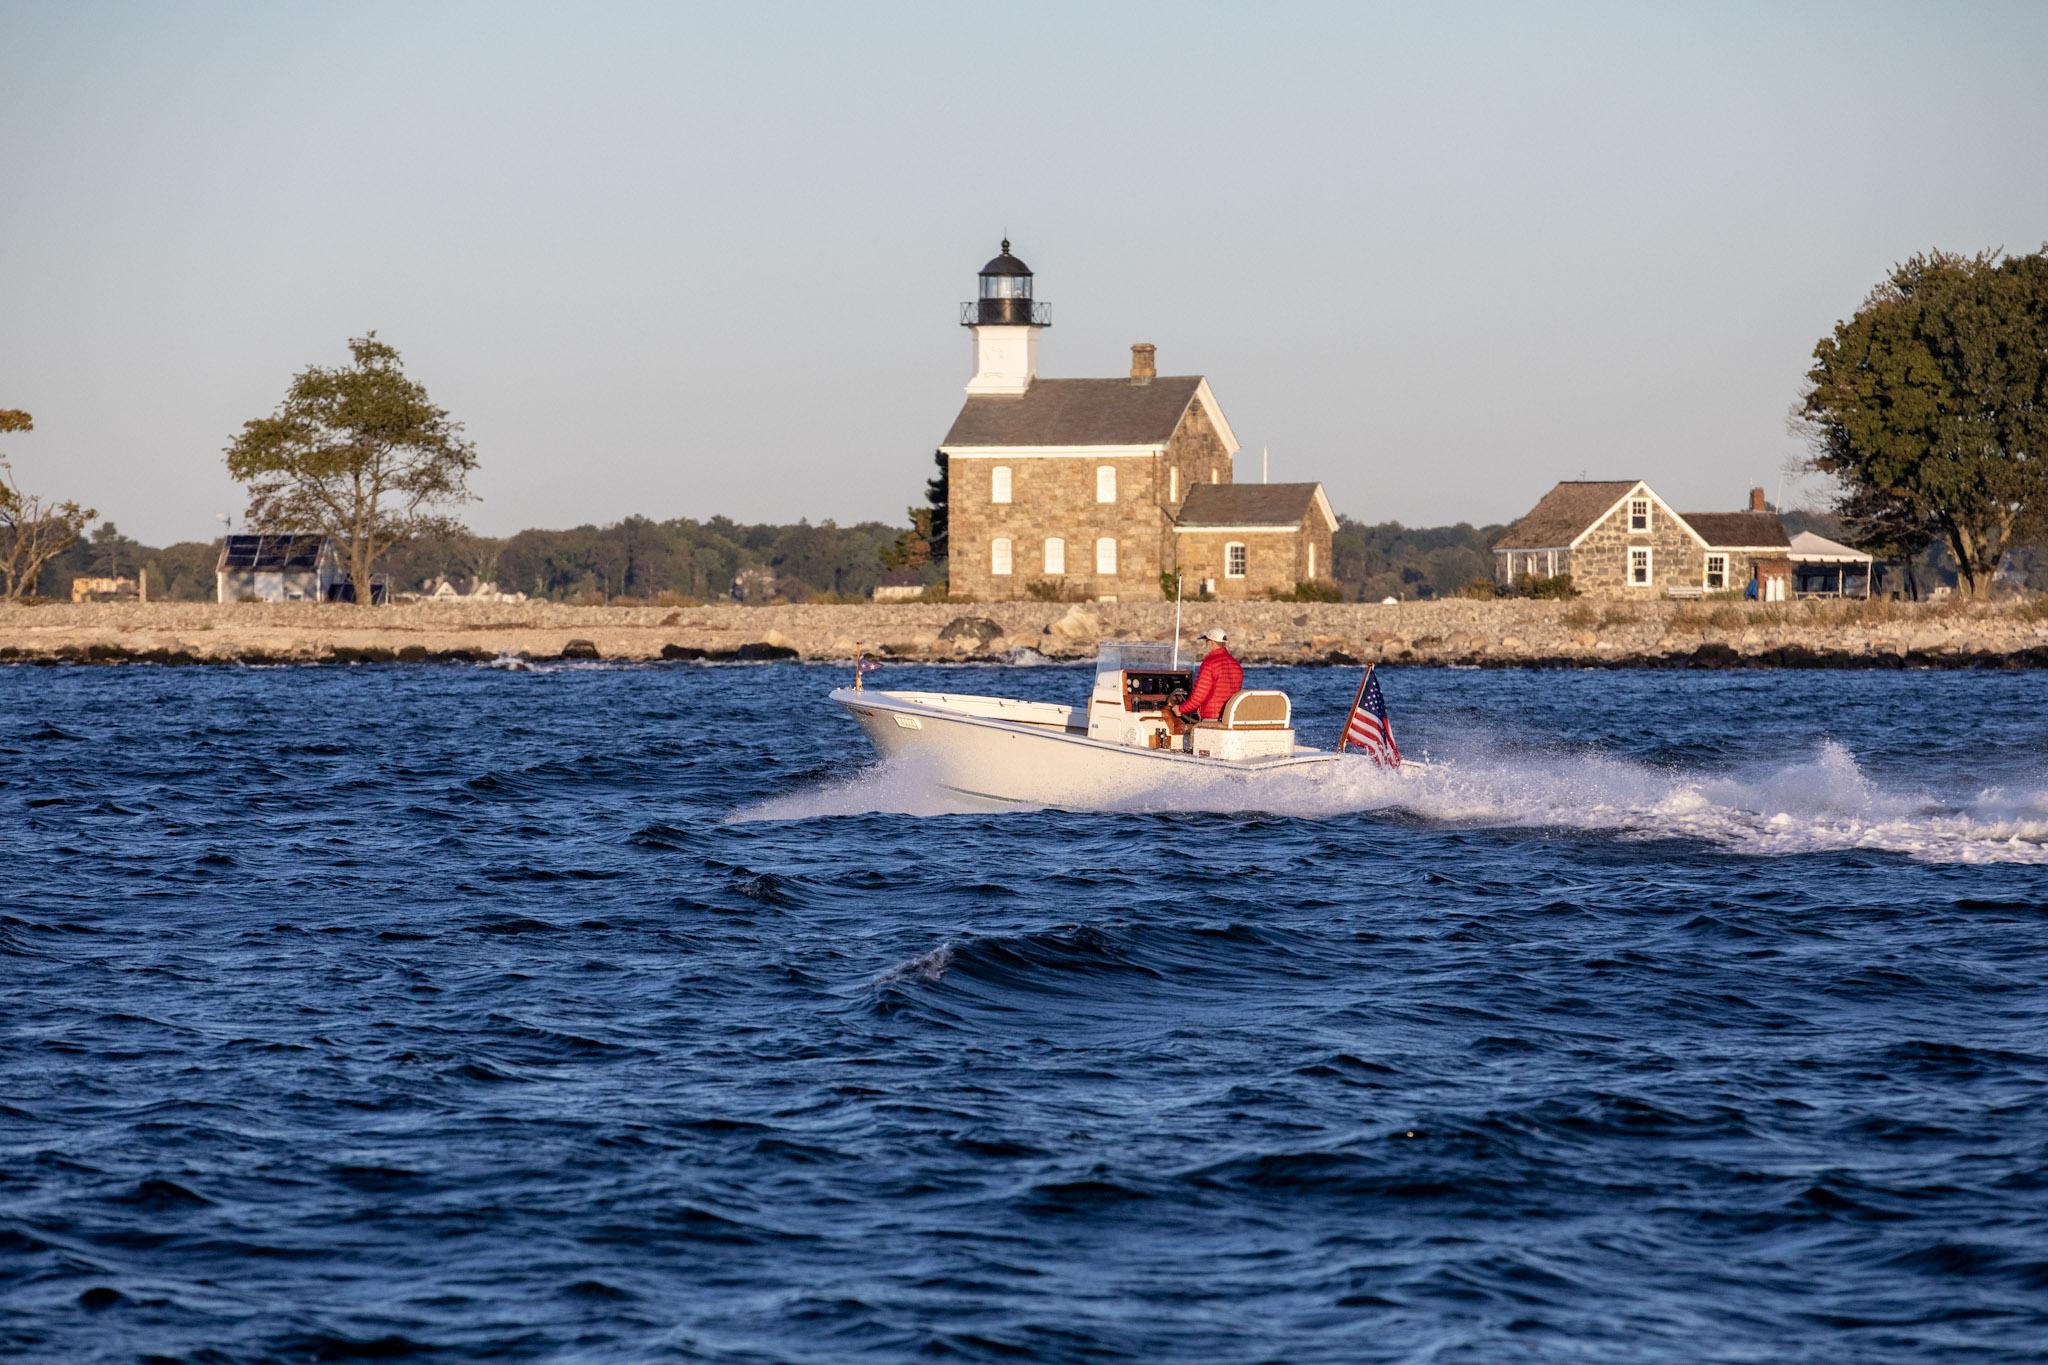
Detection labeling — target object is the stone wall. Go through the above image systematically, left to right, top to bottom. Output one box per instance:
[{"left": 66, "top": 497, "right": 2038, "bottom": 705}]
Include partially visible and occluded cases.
[
  {"left": 1162, "top": 399, "right": 1232, "bottom": 525},
  {"left": 947, "top": 453, "right": 1168, "bottom": 601},
  {"left": 1571, "top": 495, "right": 1704, "bottom": 597},
  {"left": 1173, "top": 530, "right": 1292, "bottom": 600},
  {"left": 5, "top": 598, "right": 2044, "bottom": 668}
]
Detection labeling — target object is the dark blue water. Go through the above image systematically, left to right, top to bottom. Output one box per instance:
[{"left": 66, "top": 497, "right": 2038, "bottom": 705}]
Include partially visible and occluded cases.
[{"left": 4, "top": 662, "right": 2047, "bottom": 1363}]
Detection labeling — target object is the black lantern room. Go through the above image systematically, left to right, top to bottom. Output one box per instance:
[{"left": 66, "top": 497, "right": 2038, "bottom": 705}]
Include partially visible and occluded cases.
[{"left": 964, "top": 240, "right": 1049, "bottom": 327}]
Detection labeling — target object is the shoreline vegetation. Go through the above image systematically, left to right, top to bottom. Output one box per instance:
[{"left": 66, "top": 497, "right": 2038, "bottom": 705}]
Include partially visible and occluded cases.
[{"left": 5, "top": 598, "right": 2046, "bottom": 669}]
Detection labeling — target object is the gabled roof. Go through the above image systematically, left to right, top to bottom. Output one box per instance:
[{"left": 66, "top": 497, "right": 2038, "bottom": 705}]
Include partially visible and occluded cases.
[
  {"left": 942, "top": 376, "right": 1209, "bottom": 449},
  {"left": 1493, "top": 481, "right": 1637, "bottom": 550},
  {"left": 1175, "top": 482, "right": 1336, "bottom": 532},
  {"left": 1683, "top": 512, "right": 1789, "bottom": 549},
  {"left": 217, "top": 534, "right": 328, "bottom": 571}
]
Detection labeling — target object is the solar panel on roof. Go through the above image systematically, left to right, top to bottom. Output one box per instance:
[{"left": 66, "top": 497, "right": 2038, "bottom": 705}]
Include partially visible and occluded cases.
[{"left": 220, "top": 535, "right": 326, "bottom": 570}]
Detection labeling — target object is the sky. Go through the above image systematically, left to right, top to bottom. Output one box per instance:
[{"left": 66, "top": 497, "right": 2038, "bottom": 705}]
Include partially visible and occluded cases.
[{"left": 3, "top": 0, "right": 2045, "bottom": 546}]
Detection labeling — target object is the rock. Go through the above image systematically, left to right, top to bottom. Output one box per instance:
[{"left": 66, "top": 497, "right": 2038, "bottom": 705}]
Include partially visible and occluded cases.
[
  {"left": 1044, "top": 605, "right": 1102, "bottom": 640},
  {"left": 938, "top": 616, "right": 1003, "bottom": 648},
  {"left": 1501, "top": 635, "right": 1526, "bottom": 651},
  {"left": 559, "top": 639, "right": 600, "bottom": 660},
  {"left": 734, "top": 641, "right": 798, "bottom": 661},
  {"left": 1687, "top": 642, "right": 1741, "bottom": 668},
  {"left": 660, "top": 643, "right": 706, "bottom": 660}
]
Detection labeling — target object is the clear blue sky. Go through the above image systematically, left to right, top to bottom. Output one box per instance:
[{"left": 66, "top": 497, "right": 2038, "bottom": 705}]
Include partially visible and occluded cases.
[{"left": 4, "top": 1, "right": 2044, "bottom": 544}]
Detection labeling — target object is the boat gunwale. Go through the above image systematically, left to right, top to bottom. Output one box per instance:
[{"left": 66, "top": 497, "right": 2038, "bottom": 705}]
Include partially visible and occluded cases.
[{"left": 829, "top": 686, "right": 1339, "bottom": 773}]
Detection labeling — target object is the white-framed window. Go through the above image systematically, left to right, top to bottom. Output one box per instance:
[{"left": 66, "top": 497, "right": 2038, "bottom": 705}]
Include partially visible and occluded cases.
[
  {"left": 991, "top": 466, "right": 1011, "bottom": 504},
  {"left": 1096, "top": 466, "right": 1116, "bottom": 503},
  {"left": 1210, "top": 466, "right": 1219, "bottom": 484},
  {"left": 1168, "top": 467, "right": 1179, "bottom": 503},
  {"left": 1628, "top": 497, "right": 1651, "bottom": 532},
  {"left": 990, "top": 537, "right": 1012, "bottom": 576},
  {"left": 1043, "top": 537, "right": 1065, "bottom": 575},
  {"left": 1096, "top": 537, "right": 1117, "bottom": 575},
  {"left": 1225, "top": 542, "right": 1247, "bottom": 578},
  {"left": 1307, "top": 544, "right": 1316, "bottom": 579},
  {"left": 1629, "top": 546, "right": 1653, "bottom": 586},
  {"left": 1704, "top": 553, "right": 1728, "bottom": 590}
]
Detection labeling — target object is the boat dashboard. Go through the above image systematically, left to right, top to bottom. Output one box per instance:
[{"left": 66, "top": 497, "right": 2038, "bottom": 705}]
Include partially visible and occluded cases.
[{"left": 1119, "top": 669, "right": 1193, "bottom": 713}]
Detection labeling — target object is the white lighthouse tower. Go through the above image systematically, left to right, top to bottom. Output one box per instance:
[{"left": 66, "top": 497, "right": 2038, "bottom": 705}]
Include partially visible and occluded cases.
[{"left": 962, "top": 239, "right": 1048, "bottom": 396}]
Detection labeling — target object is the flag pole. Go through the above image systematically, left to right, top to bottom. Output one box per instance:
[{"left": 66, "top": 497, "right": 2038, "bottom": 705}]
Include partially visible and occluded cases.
[
  {"left": 1170, "top": 571, "right": 1184, "bottom": 673},
  {"left": 854, "top": 643, "right": 864, "bottom": 692},
  {"left": 1336, "top": 663, "right": 1373, "bottom": 753}
]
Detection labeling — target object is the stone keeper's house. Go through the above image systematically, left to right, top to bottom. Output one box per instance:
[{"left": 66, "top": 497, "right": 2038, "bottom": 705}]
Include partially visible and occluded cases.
[
  {"left": 940, "top": 242, "right": 1335, "bottom": 602},
  {"left": 1494, "top": 480, "right": 1791, "bottom": 598}
]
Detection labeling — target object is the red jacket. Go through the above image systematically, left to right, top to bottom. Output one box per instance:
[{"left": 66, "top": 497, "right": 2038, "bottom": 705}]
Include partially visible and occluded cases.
[{"left": 1181, "top": 645, "right": 1244, "bottom": 720}]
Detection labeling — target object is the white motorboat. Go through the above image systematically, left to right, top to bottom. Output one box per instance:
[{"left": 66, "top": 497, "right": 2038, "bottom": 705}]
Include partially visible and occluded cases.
[{"left": 830, "top": 643, "right": 1410, "bottom": 808}]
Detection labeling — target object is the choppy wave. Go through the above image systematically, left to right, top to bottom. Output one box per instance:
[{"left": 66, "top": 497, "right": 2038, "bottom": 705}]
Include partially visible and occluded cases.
[{"left": 6, "top": 663, "right": 2048, "bottom": 1363}]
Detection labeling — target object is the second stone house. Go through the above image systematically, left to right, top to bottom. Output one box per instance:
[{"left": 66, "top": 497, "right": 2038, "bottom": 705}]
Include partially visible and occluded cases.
[
  {"left": 939, "top": 241, "right": 1334, "bottom": 602},
  {"left": 1493, "top": 480, "right": 1790, "bottom": 598}
]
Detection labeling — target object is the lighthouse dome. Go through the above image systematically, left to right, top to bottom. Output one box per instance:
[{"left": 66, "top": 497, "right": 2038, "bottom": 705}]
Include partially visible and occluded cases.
[{"left": 980, "top": 239, "right": 1032, "bottom": 277}]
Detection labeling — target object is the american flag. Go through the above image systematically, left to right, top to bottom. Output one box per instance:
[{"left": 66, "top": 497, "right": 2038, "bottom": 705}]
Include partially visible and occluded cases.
[{"left": 1341, "top": 668, "right": 1401, "bottom": 768}]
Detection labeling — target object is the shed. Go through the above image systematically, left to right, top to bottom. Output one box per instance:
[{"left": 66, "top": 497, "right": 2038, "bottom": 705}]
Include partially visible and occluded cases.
[
  {"left": 215, "top": 535, "right": 342, "bottom": 603},
  {"left": 872, "top": 568, "right": 926, "bottom": 603}
]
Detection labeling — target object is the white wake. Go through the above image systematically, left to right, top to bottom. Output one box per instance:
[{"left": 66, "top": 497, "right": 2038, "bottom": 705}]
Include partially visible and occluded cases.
[{"left": 733, "top": 739, "right": 2048, "bottom": 865}]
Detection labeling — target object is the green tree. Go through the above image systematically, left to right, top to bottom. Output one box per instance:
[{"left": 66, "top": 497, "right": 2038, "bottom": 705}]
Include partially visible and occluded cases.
[
  {"left": 1800, "top": 248, "right": 2048, "bottom": 598},
  {"left": 225, "top": 334, "right": 477, "bottom": 603},
  {"left": 0, "top": 410, "right": 98, "bottom": 602},
  {"left": 923, "top": 449, "right": 949, "bottom": 562},
  {"left": 879, "top": 506, "right": 935, "bottom": 571},
  {"left": 88, "top": 521, "right": 141, "bottom": 578}
]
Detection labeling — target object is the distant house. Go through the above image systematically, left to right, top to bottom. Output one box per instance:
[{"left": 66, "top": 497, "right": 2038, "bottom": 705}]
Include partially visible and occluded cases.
[
  {"left": 1493, "top": 481, "right": 1789, "bottom": 598},
  {"left": 216, "top": 535, "right": 341, "bottom": 603},
  {"left": 730, "top": 565, "right": 780, "bottom": 604},
  {"left": 871, "top": 568, "right": 926, "bottom": 602},
  {"left": 71, "top": 575, "right": 144, "bottom": 603}
]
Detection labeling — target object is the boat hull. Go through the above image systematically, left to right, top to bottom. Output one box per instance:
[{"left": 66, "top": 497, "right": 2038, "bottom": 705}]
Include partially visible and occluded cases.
[{"left": 830, "top": 687, "right": 1372, "bottom": 808}]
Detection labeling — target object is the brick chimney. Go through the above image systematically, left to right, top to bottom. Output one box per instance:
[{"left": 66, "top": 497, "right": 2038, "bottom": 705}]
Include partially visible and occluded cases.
[
  {"left": 1130, "top": 343, "right": 1156, "bottom": 383},
  {"left": 1749, "top": 486, "right": 1768, "bottom": 512}
]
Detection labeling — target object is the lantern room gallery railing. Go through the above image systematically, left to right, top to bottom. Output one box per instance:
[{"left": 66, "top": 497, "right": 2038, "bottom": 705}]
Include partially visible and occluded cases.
[{"left": 960, "top": 299, "right": 1052, "bottom": 327}]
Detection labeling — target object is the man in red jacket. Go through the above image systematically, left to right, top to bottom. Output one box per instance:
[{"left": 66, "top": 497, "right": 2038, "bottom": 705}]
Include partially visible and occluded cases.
[{"left": 1177, "top": 628, "right": 1244, "bottom": 723}]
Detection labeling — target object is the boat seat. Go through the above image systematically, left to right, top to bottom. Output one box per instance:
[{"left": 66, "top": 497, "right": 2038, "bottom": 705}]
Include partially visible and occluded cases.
[{"left": 1190, "top": 690, "right": 1291, "bottom": 732}]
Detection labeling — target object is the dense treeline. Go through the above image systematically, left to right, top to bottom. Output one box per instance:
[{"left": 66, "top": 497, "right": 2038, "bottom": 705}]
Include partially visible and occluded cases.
[
  {"left": 31, "top": 509, "right": 2042, "bottom": 605},
  {"left": 40, "top": 513, "right": 1503, "bottom": 603},
  {"left": 35, "top": 516, "right": 908, "bottom": 604},
  {"left": 1330, "top": 518, "right": 1501, "bottom": 602}
]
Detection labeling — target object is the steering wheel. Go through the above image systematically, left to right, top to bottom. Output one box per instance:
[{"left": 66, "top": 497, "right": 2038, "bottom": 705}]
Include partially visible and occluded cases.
[{"left": 1160, "top": 686, "right": 1192, "bottom": 737}]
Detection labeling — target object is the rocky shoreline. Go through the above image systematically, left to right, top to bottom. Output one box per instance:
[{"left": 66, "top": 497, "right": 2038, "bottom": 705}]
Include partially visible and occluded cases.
[{"left": 4, "top": 598, "right": 2047, "bottom": 668}]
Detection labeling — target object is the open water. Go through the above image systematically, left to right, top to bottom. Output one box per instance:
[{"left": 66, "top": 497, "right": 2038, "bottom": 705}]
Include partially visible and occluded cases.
[{"left": 3, "top": 661, "right": 2047, "bottom": 1363}]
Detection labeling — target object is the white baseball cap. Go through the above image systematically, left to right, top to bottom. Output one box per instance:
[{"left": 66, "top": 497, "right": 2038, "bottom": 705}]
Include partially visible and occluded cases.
[{"left": 1199, "top": 627, "right": 1229, "bottom": 644}]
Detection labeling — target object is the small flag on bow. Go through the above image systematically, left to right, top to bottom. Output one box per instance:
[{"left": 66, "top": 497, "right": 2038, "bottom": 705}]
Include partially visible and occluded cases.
[{"left": 1337, "top": 666, "right": 1400, "bottom": 768}]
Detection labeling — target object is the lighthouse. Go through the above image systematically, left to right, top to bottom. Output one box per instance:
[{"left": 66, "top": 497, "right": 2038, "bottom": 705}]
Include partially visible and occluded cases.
[{"left": 962, "top": 239, "right": 1048, "bottom": 396}]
